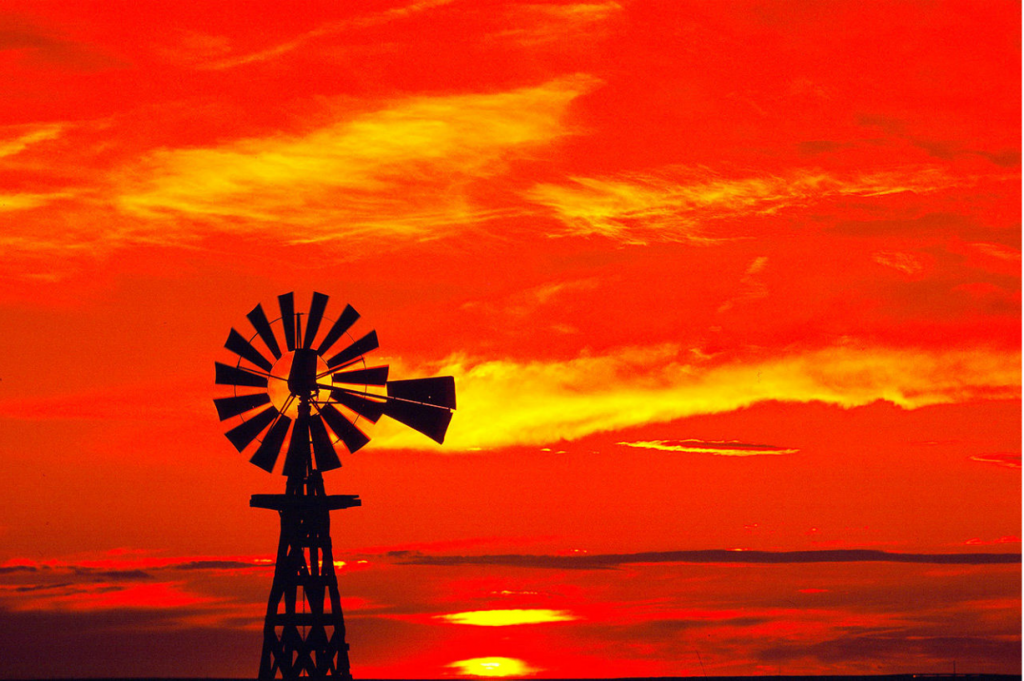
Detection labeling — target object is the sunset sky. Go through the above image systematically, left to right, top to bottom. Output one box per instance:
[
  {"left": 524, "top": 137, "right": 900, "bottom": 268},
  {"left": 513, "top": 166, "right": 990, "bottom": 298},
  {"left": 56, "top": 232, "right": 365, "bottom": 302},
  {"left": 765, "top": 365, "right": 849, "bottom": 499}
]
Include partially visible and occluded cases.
[{"left": 0, "top": 1, "right": 1020, "bottom": 678}]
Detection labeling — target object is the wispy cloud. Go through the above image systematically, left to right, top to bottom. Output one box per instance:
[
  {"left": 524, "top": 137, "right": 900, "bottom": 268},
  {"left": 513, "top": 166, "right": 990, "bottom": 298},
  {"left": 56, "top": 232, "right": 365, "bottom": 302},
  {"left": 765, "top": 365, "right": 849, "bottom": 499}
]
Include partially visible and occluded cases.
[
  {"left": 190, "top": 0, "right": 456, "bottom": 70},
  {"left": 494, "top": 2, "right": 624, "bottom": 47},
  {"left": 116, "top": 74, "right": 597, "bottom": 242},
  {"left": 0, "top": 76, "right": 598, "bottom": 282},
  {"left": 0, "top": 122, "right": 65, "bottom": 158},
  {"left": 0, "top": 123, "right": 76, "bottom": 215},
  {"left": 526, "top": 167, "right": 977, "bottom": 244},
  {"left": 0, "top": 191, "right": 72, "bottom": 211},
  {"left": 969, "top": 241, "right": 1021, "bottom": 262},
  {"left": 872, "top": 250, "right": 925, "bottom": 275},
  {"left": 718, "top": 255, "right": 769, "bottom": 313},
  {"left": 460, "top": 277, "right": 602, "bottom": 327},
  {"left": 372, "top": 344, "right": 1020, "bottom": 450},
  {"left": 618, "top": 439, "right": 798, "bottom": 457},
  {"left": 969, "top": 452, "right": 1021, "bottom": 470},
  {"left": 965, "top": 535, "right": 1020, "bottom": 546},
  {"left": 402, "top": 548, "right": 1021, "bottom": 570},
  {"left": 0, "top": 552, "right": 272, "bottom": 615},
  {"left": 1, "top": 553, "right": 273, "bottom": 573},
  {"left": 7, "top": 581, "right": 214, "bottom": 612}
]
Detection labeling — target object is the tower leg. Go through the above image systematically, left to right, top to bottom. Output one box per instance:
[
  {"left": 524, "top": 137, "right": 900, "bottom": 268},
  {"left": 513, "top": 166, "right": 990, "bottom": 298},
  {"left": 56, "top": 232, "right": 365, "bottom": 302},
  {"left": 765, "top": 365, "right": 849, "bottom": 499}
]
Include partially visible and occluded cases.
[{"left": 258, "top": 471, "right": 352, "bottom": 680}]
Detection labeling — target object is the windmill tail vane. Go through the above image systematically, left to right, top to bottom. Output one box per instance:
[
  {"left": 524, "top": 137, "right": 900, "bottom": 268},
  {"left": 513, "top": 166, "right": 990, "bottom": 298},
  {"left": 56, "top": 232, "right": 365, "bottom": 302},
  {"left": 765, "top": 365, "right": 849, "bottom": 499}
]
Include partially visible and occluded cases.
[{"left": 213, "top": 292, "right": 456, "bottom": 680}]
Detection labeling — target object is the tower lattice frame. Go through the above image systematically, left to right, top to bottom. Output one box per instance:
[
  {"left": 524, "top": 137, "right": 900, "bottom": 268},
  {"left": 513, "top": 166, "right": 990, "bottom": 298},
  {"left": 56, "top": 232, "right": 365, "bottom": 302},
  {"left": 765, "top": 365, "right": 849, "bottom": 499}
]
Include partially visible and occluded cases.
[{"left": 251, "top": 401, "right": 358, "bottom": 679}]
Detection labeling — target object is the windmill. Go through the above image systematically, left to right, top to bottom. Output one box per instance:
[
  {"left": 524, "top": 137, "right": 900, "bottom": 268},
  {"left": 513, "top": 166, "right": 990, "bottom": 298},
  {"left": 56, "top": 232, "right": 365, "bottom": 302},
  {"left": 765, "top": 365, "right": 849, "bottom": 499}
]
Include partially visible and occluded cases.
[{"left": 213, "top": 292, "right": 456, "bottom": 680}]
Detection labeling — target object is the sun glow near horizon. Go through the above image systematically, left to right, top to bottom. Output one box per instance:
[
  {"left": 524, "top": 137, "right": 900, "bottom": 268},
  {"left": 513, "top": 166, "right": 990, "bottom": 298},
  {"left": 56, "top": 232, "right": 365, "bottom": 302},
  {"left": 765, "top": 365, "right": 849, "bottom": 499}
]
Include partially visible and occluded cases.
[
  {"left": 437, "top": 608, "right": 579, "bottom": 626},
  {"left": 449, "top": 656, "right": 538, "bottom": 677}
]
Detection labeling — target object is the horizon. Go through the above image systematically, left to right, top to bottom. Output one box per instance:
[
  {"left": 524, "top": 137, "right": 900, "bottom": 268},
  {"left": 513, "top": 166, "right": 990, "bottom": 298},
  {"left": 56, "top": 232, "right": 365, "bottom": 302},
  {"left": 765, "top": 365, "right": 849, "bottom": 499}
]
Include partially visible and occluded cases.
[{"left": 1, "top": 673, "right": 1021, "bottom": 681}]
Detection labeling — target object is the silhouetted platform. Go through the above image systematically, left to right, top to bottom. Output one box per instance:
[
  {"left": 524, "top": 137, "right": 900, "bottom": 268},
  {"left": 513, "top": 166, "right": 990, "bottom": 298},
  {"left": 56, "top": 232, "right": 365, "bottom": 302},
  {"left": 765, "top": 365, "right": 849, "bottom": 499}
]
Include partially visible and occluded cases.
[{"left": 250, "top": 493, "right": 361, "bottom": 511}]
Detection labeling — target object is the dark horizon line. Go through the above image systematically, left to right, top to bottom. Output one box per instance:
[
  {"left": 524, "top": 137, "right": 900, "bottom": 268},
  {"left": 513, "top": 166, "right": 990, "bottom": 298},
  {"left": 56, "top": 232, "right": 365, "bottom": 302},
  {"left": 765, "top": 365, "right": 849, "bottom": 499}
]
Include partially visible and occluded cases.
[{"left": 396, "top": 548, "right": 1022, "bottom": 570}]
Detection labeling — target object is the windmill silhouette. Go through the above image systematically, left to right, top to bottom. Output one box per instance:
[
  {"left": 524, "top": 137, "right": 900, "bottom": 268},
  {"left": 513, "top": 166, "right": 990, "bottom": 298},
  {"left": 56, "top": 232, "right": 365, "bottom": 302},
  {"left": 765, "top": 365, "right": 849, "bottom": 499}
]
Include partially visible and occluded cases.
[{"left": 214, "top": 292, "right": 456, "bottom": 680}]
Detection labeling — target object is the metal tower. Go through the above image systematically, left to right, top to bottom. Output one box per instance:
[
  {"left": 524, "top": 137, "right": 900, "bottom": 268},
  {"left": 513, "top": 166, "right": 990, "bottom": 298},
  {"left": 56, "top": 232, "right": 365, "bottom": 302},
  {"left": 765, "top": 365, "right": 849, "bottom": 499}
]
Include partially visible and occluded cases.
[{"left": 252, "top": 401, "right": 358, "bottom": 679}]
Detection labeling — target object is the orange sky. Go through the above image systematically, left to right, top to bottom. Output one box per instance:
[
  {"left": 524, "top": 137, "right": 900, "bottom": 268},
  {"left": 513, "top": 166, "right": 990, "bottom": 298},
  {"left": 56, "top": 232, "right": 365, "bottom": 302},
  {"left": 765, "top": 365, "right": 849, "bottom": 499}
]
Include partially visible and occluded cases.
[{"left": 0, "top": 1, "right": 1020, "bottom": 678}]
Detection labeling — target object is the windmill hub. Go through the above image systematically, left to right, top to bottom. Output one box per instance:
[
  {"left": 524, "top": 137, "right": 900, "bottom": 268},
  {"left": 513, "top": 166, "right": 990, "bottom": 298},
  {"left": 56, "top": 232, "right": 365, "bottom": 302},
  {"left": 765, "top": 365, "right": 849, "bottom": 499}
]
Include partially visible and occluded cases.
[
  {"left": 287, "top": 348, "right": 321, "bottom": 397},
  {"left": 265, "top": 350, "right": 332, "bottom": 416}
]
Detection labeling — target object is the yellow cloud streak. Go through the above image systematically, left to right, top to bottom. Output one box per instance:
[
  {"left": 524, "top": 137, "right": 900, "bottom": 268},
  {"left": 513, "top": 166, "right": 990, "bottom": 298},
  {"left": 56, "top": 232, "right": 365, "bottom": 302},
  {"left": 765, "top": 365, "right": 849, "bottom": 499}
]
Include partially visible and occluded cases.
[
  {"left": 117, "top": 75, "right": 597, "bottom": 241},
  {"left": 0, "top": 78, "right": 596, "bottom": 281},
  {"left": 0, "top": 123, "right": 65, "bottom": 158},
  {"left": 526, "top": 167, "right": 978, "bottom": 244},
  {"left": 0, "top": 192, "right": 72, "bottom": 212},
  {"left": 371, "top": 344, "right": 1021, "bottom": 451},
  {"left": 619, "top": 440, "right": 799, "bottom": 456},
  {"left": 437, "top": 608, "right": 578, "bottom": 626}
]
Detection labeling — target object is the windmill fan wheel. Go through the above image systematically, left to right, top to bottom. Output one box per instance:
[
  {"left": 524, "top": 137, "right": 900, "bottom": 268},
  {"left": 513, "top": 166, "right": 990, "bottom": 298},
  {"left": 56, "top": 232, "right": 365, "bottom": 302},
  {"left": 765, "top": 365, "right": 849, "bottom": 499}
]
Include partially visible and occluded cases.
[{"left": 213, "top": 292, "right": 455, "bottom": 475}]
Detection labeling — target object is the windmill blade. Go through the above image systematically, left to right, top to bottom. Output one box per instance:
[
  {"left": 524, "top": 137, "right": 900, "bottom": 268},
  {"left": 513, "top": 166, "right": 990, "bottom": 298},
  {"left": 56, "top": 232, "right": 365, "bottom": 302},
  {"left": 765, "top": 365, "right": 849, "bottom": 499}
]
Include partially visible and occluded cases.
[
  {"left": 279, "top": 292, "right": 296, "bottom": 352},
  {"left": 303, "top": 292, "right": 329, "bottom": 350},
  {"left": 246, "top": 303, "right": 282, "bottom": 359},
  {"left": 316, "top": 304, "right": 360, "bottom": 356},
  {"left": 225, "top": 328, "right": 274, "bottom": 371},
  {"left": 326, "top": 330, "right": 378, "bottom": 368},
  {"left": 215, "top": 362, "right": 269, "bottom": 389},
  {"left": 332, "top": 366, "right": 389, "bottom": 386},
  {"left": 386, "top": 376, "right": 456, "bottom": 409},
  {"left": 329, "top": 388, "right": 386, "bottom": 423},
  {"left": 213, "top": 392, "right": 271, "bottom": 421},
  {"left": 382, "top": 400, "right": 453, "bottom": 444},
  {"left": 319, "top": 403, "right": 370, "bottom": 453},
  {"left": 225, "top": 405, "right": 279, "bottom": 452},
  {"left": 283, "top": 410, "right": 310, "bottom": 477},
  {"left": 308, "top": 413, "right": 342, "bottom": 471},
  {"left": 249, "top": 414, "right": 292, "bottom": 473}
]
